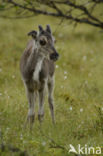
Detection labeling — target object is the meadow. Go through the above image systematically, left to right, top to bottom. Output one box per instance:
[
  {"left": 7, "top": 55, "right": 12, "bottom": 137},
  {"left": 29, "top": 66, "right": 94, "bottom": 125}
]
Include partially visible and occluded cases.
[{"left": 0, "top": 15, "right": 103, "bottom": 156}]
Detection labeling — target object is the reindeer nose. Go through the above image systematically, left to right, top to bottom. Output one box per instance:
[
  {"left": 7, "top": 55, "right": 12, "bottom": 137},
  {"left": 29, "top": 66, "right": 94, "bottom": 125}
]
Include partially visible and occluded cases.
[
  {"left": 50, "top": 52, "right": 59, "bottom": 61},
  {"left": 54, "top": 52, "right": 59, "bottom": 60}
]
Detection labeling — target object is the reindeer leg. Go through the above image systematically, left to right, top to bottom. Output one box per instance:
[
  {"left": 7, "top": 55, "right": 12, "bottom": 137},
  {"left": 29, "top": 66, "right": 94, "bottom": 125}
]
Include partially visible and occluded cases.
[
  {"left": 48, "top": 77, "right": 55, "bottom": 124},
  {"left": 38, "top": 84, "right": 45, "bottom": 123},
  {"left": 25, "top": 88, "right": 36, "bottom": 130}
]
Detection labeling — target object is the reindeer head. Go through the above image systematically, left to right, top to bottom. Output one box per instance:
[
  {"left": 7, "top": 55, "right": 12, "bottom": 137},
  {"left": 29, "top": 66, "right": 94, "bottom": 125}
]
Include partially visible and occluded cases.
[{"left": 28, "top": 25, "right": 59, "bottom": 61}]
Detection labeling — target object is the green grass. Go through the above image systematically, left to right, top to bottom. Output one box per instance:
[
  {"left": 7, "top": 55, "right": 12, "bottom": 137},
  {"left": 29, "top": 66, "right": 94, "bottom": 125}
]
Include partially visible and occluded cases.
[{"left": 0, "top": 15, "right": 103, "bottom": 156}]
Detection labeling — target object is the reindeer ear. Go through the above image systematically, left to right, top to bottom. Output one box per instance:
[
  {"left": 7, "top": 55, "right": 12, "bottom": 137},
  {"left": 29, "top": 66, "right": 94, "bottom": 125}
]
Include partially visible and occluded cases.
[
  {"left": 46, "top": 24, "right": 51, "bottom": 34},
  {"left": 38, "top": 25, "right": 43, "bottom": 33},
  {"left": 27, "top": 30, "right": 37, "bottom": 39}
]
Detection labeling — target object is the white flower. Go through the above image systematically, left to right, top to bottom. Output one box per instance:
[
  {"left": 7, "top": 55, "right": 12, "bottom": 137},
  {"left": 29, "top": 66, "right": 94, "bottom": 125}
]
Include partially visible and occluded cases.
[
  {"left": 58, "top": 33, "right": 63, "bottom": 38},
  {"left": 82, "top": 56, "right": 87, "bottom": 61},
  {"left": 56, "top": 65, "right": 59, "bottom": 69},
  {"left": 0, "top": 68, "right": 2, "bottom": 72},
  {"left": 64, "top": 71, "right": 67, "bottom": 75},
  {"left": 88, "top": 73, "right": 92, "bottom": 77},
  {"left": 12, "top": 75, "right": 15, "bottom": 79},
  {"left": 64, "top": 76, "right": 67, "bottom": 80},
  {"left": 84, "top": 80, "right": 88, "bottom": 85},
  {"left": 60, "top": 85, "right": 64, "bottom": 89},
  {"left": 4, "top": 90, "right": 7, "bottom": 94},
  {"left": 0, "top": 93, "right": 2, "bottom": 96},
  {"left": 69, "top": 106, "right": 72, "bottom": 111},
  {"left": 101, "top": 107, "right": 103, "bottom": 111},
  {"left": 80, "top": 108, "right": 83, "bottom": 112},
  {"left": 78, "top": 125, "right": 81, "bottom": 128},
  {"left": 6, "top": 127, "right": 10, "bottom": 131},
  {"left": 20, "top": 134, "right": 23, "bottom": 140},
  {"left": 23, "top": 140, "right": 27, "bottom": 144},
  {"left": 42, "top": 141, "right": 46, "bottom": 146}
]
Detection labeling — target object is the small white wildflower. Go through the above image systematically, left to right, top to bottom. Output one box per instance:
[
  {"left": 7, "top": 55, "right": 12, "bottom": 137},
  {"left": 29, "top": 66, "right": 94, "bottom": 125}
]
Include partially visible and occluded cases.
[
  {"left": 58, "top": 33, "right": 63, "bottom": 38},
  {"left": 82, "top": 55, "right": 87, "bottom": 61},
  {"left": 56, "top": 65, "right": 59, "bottom": 69},
  {"left": 0, "top": 68, "right": 2, "bottom": 72},
  {"left": 64, "top": 71, "right": 67, "bottom": 75},
  {"left": 88, "top": 73, "right": 92, "bottom": 77},
  {"left": 12, "top": 75, "right": 15, "bottom": 79},
  {"left": 64, "top": 76, "right": 67, "bottom": 80},
  {"left": 84, "top": 80, "right": 88, "bottom": 85},
  {"left": 60, "top": 85, "right": 64, "bottom": 89},
  {"left": 4, "top": 91, "right": 7, "bottom": 94},
  {"left": 0, "top": 93, "right": 2, "bottom": 96},
  {"left": 8, "top": 96, "right": 10, "bottom": 99},
  {"left": 69, "top": 106, "right": 72, "bottom": 111},
  {"left": 101, "top": 107, "right": 103, "bottom": 111},
  {"left": 80, "top": 108, "right": 83, "bottom": 112},
  {"left": 78, "top": 125, "right": 81, "bottom": 128},
  {"left": 6, "top": 127, "right": 10, "bottom": 131},
  {"left": 20, "top": 134, "right": 23, "bottom": 140},
  {"left": 23, "top": 140, "right": 27, "bottom": 144},
  {"left": 42, "top": 141, "right": 46, "bottom": 146}
]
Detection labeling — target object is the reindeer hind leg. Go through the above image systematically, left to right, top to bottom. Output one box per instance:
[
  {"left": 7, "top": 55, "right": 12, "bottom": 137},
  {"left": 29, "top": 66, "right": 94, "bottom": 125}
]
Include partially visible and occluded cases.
[{"left": 48, "top": 76, "right": 55, "bottom": 124}]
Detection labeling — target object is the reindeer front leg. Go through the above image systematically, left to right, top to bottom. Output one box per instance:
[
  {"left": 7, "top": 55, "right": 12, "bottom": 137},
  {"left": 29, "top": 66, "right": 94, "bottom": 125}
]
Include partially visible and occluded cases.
[
  {"left": 38, "top": 83, "right": 46, "bottom": 123},
  {"left": 25, "top": 87, "right": 36, "bottom": 130}
]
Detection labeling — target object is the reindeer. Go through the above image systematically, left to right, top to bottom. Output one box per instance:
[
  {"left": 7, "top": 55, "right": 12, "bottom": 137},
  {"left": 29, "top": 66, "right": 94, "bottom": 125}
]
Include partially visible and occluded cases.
[{"left": 20, "top": 25, "right": 59, "bottom": 129}]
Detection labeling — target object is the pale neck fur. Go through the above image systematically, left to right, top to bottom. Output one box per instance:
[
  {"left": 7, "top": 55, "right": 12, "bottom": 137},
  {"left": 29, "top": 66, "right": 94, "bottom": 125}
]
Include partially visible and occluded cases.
[{"left": 32, "top": 41, "right": 45, "bottom": 82}]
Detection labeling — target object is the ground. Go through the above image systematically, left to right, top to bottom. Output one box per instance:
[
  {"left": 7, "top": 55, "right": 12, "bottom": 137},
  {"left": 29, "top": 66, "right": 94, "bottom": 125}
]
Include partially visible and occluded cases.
[{"left": 0, "top": 15, "right": 103, "bottom": 156}]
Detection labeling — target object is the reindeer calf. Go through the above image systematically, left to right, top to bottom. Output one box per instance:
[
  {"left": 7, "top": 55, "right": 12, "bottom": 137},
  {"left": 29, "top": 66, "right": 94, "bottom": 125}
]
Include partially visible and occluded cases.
[{"left": 20, "top": 25, "right": 59, "bottom": 129}]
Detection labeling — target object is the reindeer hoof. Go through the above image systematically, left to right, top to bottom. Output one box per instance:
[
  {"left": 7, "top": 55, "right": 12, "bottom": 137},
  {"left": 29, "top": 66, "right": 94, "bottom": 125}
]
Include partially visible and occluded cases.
[
  {"left": 24, "top": 114, "right": 35, "bottom": 130},
  {"left": 38, "top": 114, "right": 44, "bottom": 123}
]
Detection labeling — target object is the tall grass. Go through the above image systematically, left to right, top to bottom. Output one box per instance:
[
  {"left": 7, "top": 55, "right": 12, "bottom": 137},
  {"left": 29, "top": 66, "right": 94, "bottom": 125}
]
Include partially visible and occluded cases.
[{"left": 0, "top": 15, "right": 103, "bottom": 155}]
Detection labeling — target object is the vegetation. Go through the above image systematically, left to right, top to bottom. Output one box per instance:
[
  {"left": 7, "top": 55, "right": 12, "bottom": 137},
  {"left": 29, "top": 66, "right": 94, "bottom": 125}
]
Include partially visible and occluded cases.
[
  {"left": 1, "top": 0, "right": 103, "bottom": 29},
  {"left": 0, "top": 13, "right": 103, "bottom": 155}
]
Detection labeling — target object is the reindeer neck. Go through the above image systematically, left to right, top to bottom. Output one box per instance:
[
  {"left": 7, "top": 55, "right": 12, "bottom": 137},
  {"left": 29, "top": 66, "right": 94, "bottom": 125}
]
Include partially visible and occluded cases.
[{"left": 32, "top": 47, "right": 45, "bottom": 82}]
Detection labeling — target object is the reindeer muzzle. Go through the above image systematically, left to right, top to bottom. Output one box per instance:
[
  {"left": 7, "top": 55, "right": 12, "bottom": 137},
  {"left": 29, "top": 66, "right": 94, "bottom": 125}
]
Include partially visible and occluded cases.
[
  {"left": 50, "top": 46, "right": 59, "bottom": 61},
  {"left": 50, "top": 52, "right": 59, "bottom": 61}
]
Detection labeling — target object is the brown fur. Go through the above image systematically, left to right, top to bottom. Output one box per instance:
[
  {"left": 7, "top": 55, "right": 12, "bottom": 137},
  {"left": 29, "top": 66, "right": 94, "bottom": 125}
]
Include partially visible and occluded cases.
[{"left": 20, "top": 25, "right": 58, "bottom": 129}]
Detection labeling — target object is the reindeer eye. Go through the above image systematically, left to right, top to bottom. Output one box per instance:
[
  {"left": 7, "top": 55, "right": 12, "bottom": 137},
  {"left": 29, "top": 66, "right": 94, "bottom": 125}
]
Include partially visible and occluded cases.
[{"left": 40, "top": 39, "right": 46, "bottom": 46}]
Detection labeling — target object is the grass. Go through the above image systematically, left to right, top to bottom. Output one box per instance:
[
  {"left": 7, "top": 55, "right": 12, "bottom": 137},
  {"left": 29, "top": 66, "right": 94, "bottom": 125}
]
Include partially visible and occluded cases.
[{"left": 0, "top": 15, "right": 103, "bottom": 156}]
